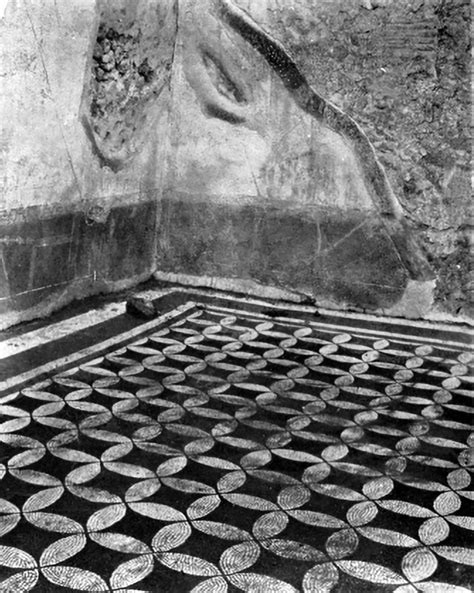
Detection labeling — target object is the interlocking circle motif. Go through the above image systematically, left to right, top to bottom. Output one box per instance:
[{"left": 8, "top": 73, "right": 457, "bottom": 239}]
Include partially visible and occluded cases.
[{"left": 0, "top": 303, "right": 472, "bottom": 591}]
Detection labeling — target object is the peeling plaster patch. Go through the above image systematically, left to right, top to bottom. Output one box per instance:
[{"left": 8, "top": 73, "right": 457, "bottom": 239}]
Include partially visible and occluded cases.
[{"left": 383, "top": 279, "right": 436, "bottom": 319}]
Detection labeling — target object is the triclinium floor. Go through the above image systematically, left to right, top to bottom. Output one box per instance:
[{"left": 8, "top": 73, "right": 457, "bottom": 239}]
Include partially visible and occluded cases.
[{"left": 0, "top": 289, "right": 472, "bottom": 592}]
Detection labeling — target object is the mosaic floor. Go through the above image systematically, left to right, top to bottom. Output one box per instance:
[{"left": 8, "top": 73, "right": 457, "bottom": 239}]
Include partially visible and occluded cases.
[{"left": 0, "top": 291, "right": 472, "bottom": 592}]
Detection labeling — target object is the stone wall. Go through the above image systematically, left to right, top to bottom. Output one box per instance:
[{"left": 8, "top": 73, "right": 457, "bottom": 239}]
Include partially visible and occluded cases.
[{"left": 0, "top": 0, "right": 470, "bottom": 328}]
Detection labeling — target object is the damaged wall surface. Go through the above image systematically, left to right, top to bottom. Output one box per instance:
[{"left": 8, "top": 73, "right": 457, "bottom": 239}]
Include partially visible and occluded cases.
[
  {"left": 0, "top": 0, "right": 471, "bottom": 328},
  {"left": 0, "top": 0, "right": 177, "bottom": 327},
  {"left": 252, "top": 0, "right": 472, "bottom": 317}
]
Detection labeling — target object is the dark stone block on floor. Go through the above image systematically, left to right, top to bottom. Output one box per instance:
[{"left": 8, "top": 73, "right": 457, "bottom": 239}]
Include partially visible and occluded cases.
[{"left": 126, "top": 295, "right": 156, "bottom": 318}]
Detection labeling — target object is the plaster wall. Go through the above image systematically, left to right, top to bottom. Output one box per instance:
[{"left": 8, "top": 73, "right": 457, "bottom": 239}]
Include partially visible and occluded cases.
[
  {"left": 0, "top": 0, "right": 470, "bottom": 328},
  {"left": 0, "top": 0, "right": 176, "bottom": 327}
]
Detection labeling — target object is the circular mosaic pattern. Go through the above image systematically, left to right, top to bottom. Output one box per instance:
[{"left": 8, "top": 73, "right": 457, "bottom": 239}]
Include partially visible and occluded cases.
[{"left": 0, "top": 304, "right": 472, "bottom": 591}]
